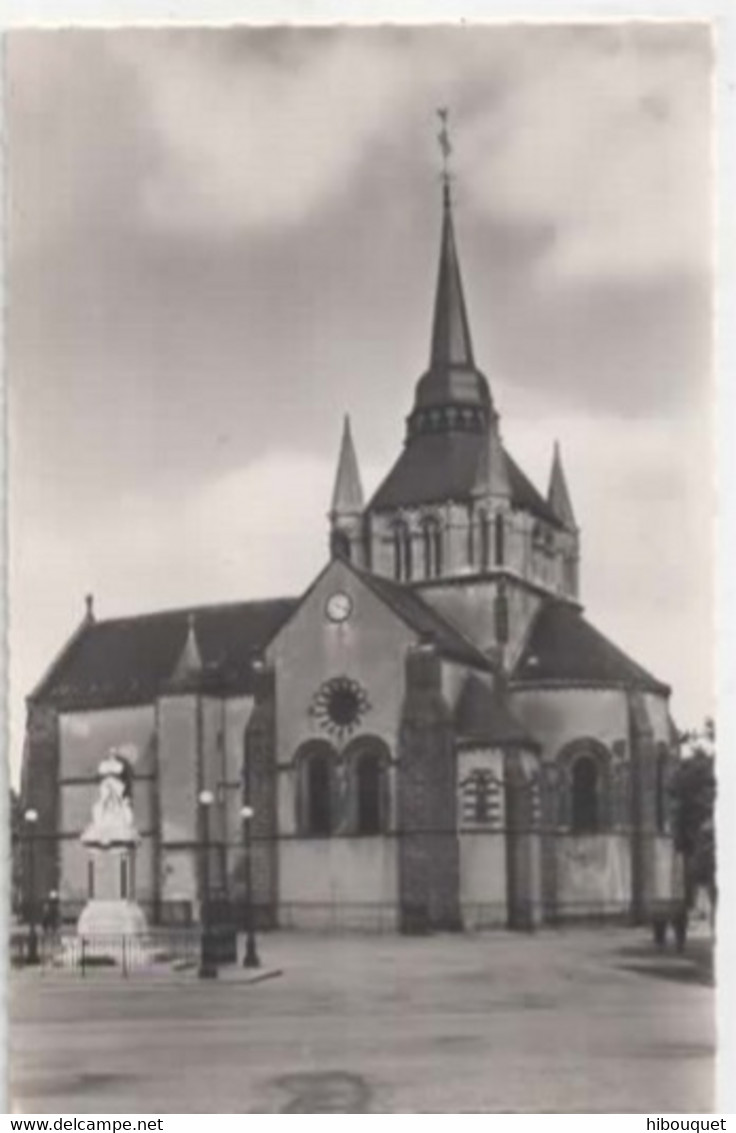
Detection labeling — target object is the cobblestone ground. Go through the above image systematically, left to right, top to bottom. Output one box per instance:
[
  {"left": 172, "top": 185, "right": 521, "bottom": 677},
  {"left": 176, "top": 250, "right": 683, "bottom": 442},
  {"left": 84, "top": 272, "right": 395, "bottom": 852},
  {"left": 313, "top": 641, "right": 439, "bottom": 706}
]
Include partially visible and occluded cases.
[{"left": 10, "top": 927, "right": 715, "bottom": 1114}]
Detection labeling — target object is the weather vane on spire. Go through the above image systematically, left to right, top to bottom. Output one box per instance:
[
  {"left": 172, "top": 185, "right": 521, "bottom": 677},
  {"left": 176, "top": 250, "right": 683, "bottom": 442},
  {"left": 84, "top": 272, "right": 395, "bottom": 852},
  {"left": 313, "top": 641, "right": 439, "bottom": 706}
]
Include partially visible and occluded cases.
[{"left": 437, "top": 107, "right": 453, "bottom": 200}]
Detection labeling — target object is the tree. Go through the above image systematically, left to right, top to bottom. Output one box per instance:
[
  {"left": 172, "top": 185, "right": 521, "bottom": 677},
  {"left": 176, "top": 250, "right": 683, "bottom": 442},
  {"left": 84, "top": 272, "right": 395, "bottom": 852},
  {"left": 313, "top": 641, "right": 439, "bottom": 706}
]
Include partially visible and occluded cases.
[{"left": 670, "top": 721, "right": 717, "bottom": 909}]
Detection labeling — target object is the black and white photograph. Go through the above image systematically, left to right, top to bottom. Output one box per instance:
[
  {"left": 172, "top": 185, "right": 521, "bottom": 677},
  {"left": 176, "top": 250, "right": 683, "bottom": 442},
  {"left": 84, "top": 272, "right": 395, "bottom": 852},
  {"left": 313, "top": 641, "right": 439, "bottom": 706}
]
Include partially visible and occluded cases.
[{"left": 6, "top": 20, "right": 720, "bottom": 1114}]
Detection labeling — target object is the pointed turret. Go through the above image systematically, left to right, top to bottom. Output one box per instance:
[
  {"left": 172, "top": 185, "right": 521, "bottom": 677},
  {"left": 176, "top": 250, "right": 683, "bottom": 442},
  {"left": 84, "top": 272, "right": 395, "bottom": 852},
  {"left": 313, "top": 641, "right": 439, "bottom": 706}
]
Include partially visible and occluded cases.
[
  {"left": 430, "top": 184, "right": 475, "bottom": 371},
  {"left": 473, "top": 412, "right": 510, "bottom": 499},
  {"left": 330, "top": 415, "right": 364, "bottom": 517},
  {"left": 547, "top": 441, "right": 576, "bottom": 530},
  {"left": 171, "top": 613, "right": 203, "bottom": 684}
]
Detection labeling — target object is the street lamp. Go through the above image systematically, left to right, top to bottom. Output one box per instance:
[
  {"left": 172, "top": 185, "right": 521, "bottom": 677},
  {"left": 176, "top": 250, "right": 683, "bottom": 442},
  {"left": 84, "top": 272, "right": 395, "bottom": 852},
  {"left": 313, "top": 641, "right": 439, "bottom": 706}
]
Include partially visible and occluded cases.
[
  {"left": 198, "top": 789, "right": 217, "bottom": 979},
  {"left": 240, "top": 804, "right": 260, "bottom": 969},
  {"left": 24, "top": 808, "right": 39, "bottom": 965}
]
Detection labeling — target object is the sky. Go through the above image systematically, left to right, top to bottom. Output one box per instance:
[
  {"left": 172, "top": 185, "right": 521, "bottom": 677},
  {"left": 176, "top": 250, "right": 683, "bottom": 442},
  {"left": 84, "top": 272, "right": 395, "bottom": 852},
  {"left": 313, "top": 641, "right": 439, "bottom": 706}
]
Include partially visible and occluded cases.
[{"left": 6, "top": 23, "right": 714, "bottom": 781}]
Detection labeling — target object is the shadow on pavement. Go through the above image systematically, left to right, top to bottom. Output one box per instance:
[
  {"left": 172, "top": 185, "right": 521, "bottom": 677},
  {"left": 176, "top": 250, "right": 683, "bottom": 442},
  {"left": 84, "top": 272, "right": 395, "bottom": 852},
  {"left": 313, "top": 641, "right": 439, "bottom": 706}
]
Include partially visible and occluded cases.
[
  {"left": 615, "top": 938, "right": 714, "bottom": 987},
  {"left": 271, "top": 1070, "right": 372, "bottom": 1113}
]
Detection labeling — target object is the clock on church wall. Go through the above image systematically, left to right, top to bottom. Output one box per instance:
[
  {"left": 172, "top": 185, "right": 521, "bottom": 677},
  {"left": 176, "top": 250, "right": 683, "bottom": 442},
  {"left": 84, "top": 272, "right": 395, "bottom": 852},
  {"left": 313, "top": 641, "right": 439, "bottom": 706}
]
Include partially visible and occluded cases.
[
  {"left": 325, "top": 591, "right": 353, "bottom": 623},
  {"left": 309, "top": 676, "right": 371, "bottom": 742}
]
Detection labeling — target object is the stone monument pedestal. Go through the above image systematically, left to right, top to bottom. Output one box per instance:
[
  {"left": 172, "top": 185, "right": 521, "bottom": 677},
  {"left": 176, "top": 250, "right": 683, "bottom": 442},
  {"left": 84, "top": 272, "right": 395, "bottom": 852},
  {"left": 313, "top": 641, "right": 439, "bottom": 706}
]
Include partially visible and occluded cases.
[
  {"left": 73, "top": 752, "right": 151, "bottom": 966},
  {"left": 76, "top": 847, "right": 148, "bottom": 958}
]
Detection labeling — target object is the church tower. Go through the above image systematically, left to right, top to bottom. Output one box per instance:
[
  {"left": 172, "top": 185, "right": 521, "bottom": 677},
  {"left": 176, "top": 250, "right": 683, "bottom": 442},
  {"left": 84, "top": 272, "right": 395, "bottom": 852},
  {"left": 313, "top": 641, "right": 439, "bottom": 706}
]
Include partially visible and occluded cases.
[{"left": 328, "top": 127, "right": 581, "bottom": 669}]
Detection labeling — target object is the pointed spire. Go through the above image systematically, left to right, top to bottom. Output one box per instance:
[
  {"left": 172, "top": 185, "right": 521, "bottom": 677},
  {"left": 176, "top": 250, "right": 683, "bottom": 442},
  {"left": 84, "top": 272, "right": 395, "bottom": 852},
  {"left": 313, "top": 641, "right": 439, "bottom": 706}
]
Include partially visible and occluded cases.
[
  {"left": 429, "top": 183, "right": 475, "bottom": 371},
  {"left": 330, "top": 414, "right": 364, "bottom": 516},
  {"left": 473, "top": 414, "right": 510, "bottom": 499},
  {"left": 547, "top": 441, "right": 576, "bottom": 529},
  {"left": 171, "top": 613, "right": 203, "bottom": 683}
]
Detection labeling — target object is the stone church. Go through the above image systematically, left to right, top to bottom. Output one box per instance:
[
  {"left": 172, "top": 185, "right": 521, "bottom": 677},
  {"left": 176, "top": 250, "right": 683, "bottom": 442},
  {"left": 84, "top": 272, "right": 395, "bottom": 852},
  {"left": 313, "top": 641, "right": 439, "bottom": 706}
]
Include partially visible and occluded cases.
[{"left": 22, "top": 182, "right": 680, "bottom": 933}]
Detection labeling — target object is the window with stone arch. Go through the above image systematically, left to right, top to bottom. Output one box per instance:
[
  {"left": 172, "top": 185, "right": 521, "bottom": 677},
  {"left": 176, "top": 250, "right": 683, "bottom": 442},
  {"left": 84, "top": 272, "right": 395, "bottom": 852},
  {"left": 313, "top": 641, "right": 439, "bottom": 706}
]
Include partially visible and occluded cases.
[
  {"left": 478, "top": 510, "right": 491, "bottom": 571},
  {"left": 494, "top": 512, "right": 506, "bottom": 567},
  {"left": 421, "top": 515, "right": 443, "bottom": 580},
  {"left": 392, "top": 520, "right": 413, "bottom": 582},
  {"left": 331, "top": 528, "right": 351, "bottom": 561},
  {"left": 345, "top": 737, "right": 390, "bottom": 836},
  {"left": 556, "top": 739, "right": 612, "bottom": 834},
  {"left": 295, "top": 740, "right": 338, "bottom": 837},
  {"left": 356, "top": 753, "right": 382, "bottom": 834},
  {"left": 571, "top": 755, "right": 599, "bottom": 832}
]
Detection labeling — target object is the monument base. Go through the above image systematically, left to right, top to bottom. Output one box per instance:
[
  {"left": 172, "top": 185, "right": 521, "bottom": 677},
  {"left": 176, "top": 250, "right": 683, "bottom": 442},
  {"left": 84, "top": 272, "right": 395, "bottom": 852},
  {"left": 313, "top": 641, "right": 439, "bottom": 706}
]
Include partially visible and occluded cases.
[
  {"left": 77, "top": 898, "right": 148, "bottom": 937},
  {"left": 71, "top": 899, "right": 151, "bottom": 968}
]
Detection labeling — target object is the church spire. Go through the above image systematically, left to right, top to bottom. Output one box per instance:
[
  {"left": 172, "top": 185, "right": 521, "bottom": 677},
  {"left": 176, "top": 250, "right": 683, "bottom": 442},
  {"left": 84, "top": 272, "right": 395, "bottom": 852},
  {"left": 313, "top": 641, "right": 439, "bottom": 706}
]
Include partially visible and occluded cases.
[
  {"left": 429, "top": 112, "right": 474, "bottom": 371},
  {"left": 406, "top": 114, "right": 490, "bottom": 441},
  {"left": 330, "top": 414, "right": 364, "bottom": 516},
  {"left": 547, "top": 441, "right": 576, "bottom": 529},
  {"left": 171, "top": 613, "right": 203, "bottom": 684}
]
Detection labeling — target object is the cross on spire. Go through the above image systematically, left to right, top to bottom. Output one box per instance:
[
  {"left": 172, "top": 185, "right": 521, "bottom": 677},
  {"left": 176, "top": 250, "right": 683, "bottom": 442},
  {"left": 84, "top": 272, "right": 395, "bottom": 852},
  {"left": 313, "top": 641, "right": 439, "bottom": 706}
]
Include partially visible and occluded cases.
[{"left": 437, "top": 107, "right": 453, "bottom": 204}]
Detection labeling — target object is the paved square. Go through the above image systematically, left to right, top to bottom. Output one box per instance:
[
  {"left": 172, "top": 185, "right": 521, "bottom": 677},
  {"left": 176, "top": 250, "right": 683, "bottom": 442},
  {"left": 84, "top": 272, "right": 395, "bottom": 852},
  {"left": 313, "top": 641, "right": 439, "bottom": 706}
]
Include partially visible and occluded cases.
[{"left": 10, "top": 927, "right": 715, "bottom": 1113}]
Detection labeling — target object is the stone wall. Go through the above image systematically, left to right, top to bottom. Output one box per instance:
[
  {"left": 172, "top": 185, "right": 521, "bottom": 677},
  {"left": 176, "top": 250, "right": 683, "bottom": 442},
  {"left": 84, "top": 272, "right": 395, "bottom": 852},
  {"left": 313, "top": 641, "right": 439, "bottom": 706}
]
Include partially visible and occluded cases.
[{"left": 21, "top": 702, "right": 60, "bottom": 912}]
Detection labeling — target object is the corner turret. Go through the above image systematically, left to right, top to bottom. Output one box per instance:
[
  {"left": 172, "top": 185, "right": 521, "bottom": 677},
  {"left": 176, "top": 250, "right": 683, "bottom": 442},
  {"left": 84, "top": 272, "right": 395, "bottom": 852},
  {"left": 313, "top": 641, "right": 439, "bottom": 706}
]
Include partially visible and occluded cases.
[{"left": 328, "top": 415, "right": 367, "bottom": 566}]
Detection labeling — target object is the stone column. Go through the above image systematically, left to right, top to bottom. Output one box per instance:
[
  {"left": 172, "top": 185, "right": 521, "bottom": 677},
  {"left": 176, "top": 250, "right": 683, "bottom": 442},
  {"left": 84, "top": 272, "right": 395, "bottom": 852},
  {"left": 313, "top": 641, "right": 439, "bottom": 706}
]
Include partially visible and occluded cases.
[
  {"left": 397, "top": 641, "right": 461, "bottom": 932},
  {"left": 244, "top": 662, "right": 278, "bottom": 929}
]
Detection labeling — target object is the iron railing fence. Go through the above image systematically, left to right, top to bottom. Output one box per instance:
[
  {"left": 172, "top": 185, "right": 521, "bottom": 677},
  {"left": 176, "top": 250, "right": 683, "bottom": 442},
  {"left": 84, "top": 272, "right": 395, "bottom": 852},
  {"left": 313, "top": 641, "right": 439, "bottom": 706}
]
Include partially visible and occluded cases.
[{"left": 10, "top": 926, "right": 206, "bottom": 975}]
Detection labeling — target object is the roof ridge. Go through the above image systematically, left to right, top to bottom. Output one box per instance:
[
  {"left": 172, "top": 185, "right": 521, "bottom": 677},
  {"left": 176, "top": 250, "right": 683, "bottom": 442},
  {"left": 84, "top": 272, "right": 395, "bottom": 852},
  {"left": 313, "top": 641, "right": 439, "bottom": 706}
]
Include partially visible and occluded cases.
[
  {"left": 355, "top": 568, "right": 491, "bottom": 670},
  {"left": 88, "top": 594, "right": 298, "bottom": 629},
  {"left": 514, "top": 598, "right": 668, "bottom": 694}
]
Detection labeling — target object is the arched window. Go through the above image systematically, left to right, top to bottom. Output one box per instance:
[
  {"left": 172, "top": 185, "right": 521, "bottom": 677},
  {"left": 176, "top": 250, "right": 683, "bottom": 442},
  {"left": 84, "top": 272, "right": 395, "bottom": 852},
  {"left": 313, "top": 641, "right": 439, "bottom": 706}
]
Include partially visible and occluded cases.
[
  {"left": 479, "top": 511, "right": 491, "bottom": 571},
  {"left": 494, "top": 513, "right": 506, "bottom": 567},
  {"left": 421, "top": 517, "right": 443, "bottom": 579},
  {"left": 392, "top": 521, "right": 413, "bottom": 582},
  {"left": 392, "top": 525, "right": 402, "bottom": 580},
  {"left": 331, "top": 529, "right": 351, "bottom": 561},
  {"left": 494, "top": 586, "right": 509, "bottom": 645},
  {"left": 345, "top": 737, "right": 390, "bottom": 835},
  {"left": 655, "top": 747, "right": 669, "bottom": 834},
  {"left": 306, "top": 752, "right": 332, "bottom": 835},
  {"left": 356, "top": 753, "right": 382, "bottom": 834},
  {"left": 571, "top": 755, "right": 599, "bottom": 833}
]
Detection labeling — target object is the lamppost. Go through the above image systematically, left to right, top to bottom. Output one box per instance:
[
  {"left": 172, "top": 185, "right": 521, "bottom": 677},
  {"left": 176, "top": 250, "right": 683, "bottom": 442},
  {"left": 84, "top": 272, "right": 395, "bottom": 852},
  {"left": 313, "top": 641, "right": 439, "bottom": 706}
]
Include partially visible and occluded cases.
[
  {"left": 198, "top": 789, "right": 217, "bottom": 979},
  {"left": 240, "top": 805, "right": 260, "bottom": 969},
  {"left": 24, "top": 808, "right": 39, "bottom": 965}
]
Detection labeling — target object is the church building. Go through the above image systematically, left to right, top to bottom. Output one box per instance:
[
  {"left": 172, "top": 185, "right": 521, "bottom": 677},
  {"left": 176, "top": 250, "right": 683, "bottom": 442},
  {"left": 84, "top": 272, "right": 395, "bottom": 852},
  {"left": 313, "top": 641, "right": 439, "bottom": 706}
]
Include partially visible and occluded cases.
[{"left": 22, "top": 177, "right": 680, "bottom": 933}]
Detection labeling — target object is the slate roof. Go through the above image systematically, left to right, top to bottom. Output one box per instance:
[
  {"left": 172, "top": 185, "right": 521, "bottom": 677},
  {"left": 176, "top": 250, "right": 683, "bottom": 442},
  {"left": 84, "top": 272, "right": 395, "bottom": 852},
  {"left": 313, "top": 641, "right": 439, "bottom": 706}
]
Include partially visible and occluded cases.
[
  {"left": 368, "top": 429, "right": 561, "bottom": 525},
  {"left": 354, "top": 567, "right": 492, "bottom": 671},
  {"left": 30, "top": 598, "right": 298, "bottom": 708},
  {"left": 513, "top": 600, "right": 669, "bottom": 694},
  {"left": 455, "top": 674, "right": 538, "bottom": 747}
]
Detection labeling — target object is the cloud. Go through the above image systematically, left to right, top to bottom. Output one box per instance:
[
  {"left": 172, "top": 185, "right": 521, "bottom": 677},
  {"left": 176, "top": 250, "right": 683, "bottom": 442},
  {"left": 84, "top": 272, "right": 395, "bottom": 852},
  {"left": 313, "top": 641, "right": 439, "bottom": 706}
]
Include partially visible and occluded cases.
[
  {"left": 101, "top": 24, "right": 712, "bottom": 286},
  {"left": 7, "top": 25, "right": 714, "bottom": 786},
  {"left": 458, "top": 25, "right": 713, "bottom": 280},
  {"left": 114, "top": 30, "right": 418, "bottom": 234},
  {"left": 506, "top": 406, "right": 714, "bottom": 727},
  {"left": 10, "top": 417, "right": 712, "bottom": 784},
  {"left": 9, "top": 450, "right": 383, "bottom": 778}
]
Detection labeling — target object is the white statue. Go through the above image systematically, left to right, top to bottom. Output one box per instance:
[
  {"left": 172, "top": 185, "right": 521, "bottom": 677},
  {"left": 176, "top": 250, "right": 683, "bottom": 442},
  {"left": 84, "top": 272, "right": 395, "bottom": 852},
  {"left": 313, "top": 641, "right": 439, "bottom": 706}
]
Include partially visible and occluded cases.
[
  {"left": 76, "top": 748, "right": 148, "bottom": 952},
  {"left": 81, "top": 751, "right": 140, "bottom": 848}
]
